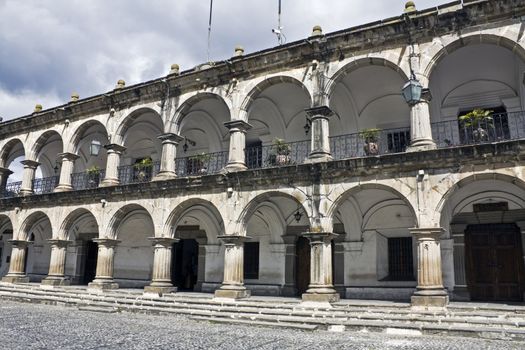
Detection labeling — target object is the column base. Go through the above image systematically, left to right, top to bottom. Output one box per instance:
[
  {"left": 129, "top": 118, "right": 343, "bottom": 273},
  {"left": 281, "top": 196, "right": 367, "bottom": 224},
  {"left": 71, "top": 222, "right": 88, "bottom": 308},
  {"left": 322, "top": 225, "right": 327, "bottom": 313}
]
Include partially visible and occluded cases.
[
  {"left": 406, "top": 140, "right": 437, "bottom": 152},
  {"left": 305, "top": 153, "right": 333, "bottom": 163},
  {"left": 222, "top": 163, "right": 247, "bottom": 172},
  {"left": 152, "top": 172, "right": 177, "bottom": 181},
  {"left": 100, "top": 179, "right": 120, "bottom": 187},
  {"left": 53, "top": 185, "right": 73, "bottom": 192},
  {"left": 19, "top": 189, "right": 33, "bottom": 197},
  {"left": 2, "top": 275, "right": 29, "bottom": 284},
  {"left": 41, "top": 276, "right": 70, "bottom": 286},
  {"left": 88, "top": 280, "right": 119, "bottom": 290},
  {"left": 144, "top": 284, "right": 177, "bottom": 295},
  {"left": 214, "top": 287, "right": 251, "bottom": 300},
  {"left": 411, "top": 289, "right": 449, "bottom": 307},
  {"left": 302, "top": 291, "right": 340, "bottom": 303}
]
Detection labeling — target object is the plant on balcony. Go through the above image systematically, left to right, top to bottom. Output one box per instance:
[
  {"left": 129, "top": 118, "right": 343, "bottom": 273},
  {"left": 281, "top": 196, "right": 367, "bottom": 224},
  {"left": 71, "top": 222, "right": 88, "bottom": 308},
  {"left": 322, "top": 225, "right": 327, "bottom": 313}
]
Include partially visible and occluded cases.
[
  {"left": 458, "top": 109, "right": 493, "bottom": 142},
  {"left": 359, "top": 128, "right": 381, "bottom": 155},
  {"left": 268, "top": 138, "right": 291, "bottom": 166},
  {"left": 188, "top": 153, "right": 212, "bottom": 174},
  {"left": 133, "top": 157, "right": 153, "bottom": 181},
  {"left": 85, "top": 166, "right": 101, "bottom": 186}
]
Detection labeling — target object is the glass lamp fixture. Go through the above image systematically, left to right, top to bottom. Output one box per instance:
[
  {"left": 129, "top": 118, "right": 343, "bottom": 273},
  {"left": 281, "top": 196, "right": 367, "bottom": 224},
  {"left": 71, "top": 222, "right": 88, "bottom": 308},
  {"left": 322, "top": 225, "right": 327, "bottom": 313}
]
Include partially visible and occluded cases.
[
  {"left": 402, "top": 76, "right": 423, "bottom": 106},
  {"left": 90, "top": 139, "right": 102, "bottom": 156},
  {"left": 294, "top": 210, "right": 302, "bottom": 222}
]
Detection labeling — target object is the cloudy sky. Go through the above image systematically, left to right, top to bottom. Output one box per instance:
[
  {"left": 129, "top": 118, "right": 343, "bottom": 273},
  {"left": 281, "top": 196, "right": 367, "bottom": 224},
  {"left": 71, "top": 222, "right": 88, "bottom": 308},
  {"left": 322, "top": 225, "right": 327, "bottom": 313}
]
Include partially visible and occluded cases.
[{"left": 0, "top": 0, "right": 445, "bottom": 121}]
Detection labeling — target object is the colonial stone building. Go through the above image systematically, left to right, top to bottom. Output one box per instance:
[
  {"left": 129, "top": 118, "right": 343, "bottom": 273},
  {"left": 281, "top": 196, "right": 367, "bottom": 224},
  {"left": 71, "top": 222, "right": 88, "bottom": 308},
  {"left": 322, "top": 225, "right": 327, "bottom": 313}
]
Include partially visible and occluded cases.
[{"left": 1, "top": 0, "right": 525, "bottom": 307}]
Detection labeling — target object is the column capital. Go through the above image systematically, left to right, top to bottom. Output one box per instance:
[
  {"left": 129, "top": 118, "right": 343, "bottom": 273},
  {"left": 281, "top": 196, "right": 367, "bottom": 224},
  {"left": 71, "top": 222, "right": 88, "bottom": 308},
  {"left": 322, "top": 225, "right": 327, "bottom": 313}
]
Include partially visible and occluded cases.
[
  {"left": 305, "top": 106, "right": 333, "bottom": 118},
  {"left": 223, "top": 120, "right": 252, "bottom": 132},
  {"left": 157, "top": 133, "right": 184, "bottom": 144},
  {"left": 103, "top": 143, "right": 126, "bottom": 153},
  {"left": 57, "top": 152, "right": 80, "bottom": 161},
  {"left": 20, "top": 159, "right": 40, "bottom": 169},
  {"left": 0, "top": 167, "right": 13, "bottom": 176},
  {"left": 410, "top": 227, "right": 445, "bottom": 240},
  {"left": 302, "top": 231, "right": 338, "bottom": 243},
  {"left": 217, "top": 235, "right": 251, "bottom": 245},
  {"left": 148, "top": 237, "right": 179, "bottom": 246},
  {"left": 92, "top": 238, "right": 120, "bottom": 247},
  {"left": 8, "top": 239, "right": 32, "bottom": 248},
  {"left": 46, "top": 239, "right": 73, "bottom": 248}
]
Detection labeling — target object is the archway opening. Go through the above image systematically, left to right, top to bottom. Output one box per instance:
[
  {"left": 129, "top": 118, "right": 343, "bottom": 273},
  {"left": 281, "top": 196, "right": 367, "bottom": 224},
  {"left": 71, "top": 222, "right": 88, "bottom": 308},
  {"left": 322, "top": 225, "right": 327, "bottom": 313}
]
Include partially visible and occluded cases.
[
  {"left": 0, "top": 139, "right": 25, "bottom": 196},
  {"left": 23, "top": 213, "right": 53, "bottom": 281},
  {"left": 172, "top": 238, "right": 199, "bottom": 291}
]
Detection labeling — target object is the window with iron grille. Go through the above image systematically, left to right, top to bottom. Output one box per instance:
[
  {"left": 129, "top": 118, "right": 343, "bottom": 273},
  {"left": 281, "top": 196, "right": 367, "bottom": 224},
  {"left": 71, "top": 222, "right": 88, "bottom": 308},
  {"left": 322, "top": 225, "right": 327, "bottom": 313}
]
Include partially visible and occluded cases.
[
  {"left": 387, "top": 130, "right": 410, "bottom": 153},
  {"left": 388, "top": 237, "right": 415, "bottom": 281},
  {"left": 244, "top": 242, "right": 259, "bottom": 279}
]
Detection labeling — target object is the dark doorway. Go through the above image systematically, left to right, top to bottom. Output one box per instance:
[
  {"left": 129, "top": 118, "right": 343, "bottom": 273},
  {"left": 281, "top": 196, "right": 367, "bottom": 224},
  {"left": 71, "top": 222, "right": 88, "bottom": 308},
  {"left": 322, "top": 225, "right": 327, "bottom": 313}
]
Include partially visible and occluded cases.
[
  {"left": 465, "top": 223, "right": 525, "bottom": 301},
  {"left": 295, "top": 236, "right": 310, "bottom": 296},
  {"left": 172, "top": 239, "right": 199, "bottom": 291},
  {"left": 82, "top": 241, "right": 98, "bottom": 285}
]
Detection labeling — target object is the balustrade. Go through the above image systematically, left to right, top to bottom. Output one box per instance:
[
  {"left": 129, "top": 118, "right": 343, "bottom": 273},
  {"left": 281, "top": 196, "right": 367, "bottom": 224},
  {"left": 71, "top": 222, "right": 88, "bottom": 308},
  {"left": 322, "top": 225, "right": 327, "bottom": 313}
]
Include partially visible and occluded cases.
[
  {"left": 245, "top": 140, "right": 310, "bottom": 170},
  {"left": 175, "top": 151, "right": 228, "bottom": 177}
]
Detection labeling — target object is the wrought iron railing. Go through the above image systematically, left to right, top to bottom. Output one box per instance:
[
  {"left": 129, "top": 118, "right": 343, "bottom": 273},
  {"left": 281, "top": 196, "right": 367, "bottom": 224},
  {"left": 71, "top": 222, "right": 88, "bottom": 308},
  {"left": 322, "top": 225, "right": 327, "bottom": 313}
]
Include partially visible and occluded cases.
[
  {"left": 431, "top": 111, "right": 525, "bottom": 148},
  {"left": 330, "top": 127, "right": 411, "bottom": 160},
  {"left": 245, "top": 140, "right": 310, "bottom": 170},
  {"left": 175, "top": 151, "right": 228, "bottom": 176},
  {"left": 118, "top": 161, "right": 161, "bottom": 185},
  {"left": 71, "top": 169, "right": 106, "bottom": 190},
  {"left": 32, "top": 176, "right": 59, "bottom": 195},
  {"left": 1, "top": 181, "right": 22, "bottom": 198}
]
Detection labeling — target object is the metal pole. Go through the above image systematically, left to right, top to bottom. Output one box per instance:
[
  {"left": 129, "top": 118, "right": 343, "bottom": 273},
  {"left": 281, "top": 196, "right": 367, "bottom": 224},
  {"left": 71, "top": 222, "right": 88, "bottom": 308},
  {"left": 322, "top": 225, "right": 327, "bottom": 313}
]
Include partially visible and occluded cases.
[{"left": 207, "top": 0, "right": 213, "bottom": 63}]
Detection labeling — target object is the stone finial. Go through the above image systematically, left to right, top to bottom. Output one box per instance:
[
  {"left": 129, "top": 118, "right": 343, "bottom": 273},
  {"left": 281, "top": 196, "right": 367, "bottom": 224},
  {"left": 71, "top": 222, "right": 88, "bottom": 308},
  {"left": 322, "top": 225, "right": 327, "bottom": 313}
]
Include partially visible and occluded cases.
[
  {"left": 405, "top": 1, "right": 416, "bottom": 13},
  {"left": 311, "top": 25, "right": 323, "bottom": 37},
  {"left": 234, "top": 46, "right": 244, "bottom": 57},
  {"left": 169, "top": 64, "right": 180, "bottom": 75},
  {"left": 115, "top": 79, "right": 126, "bottom": 89},
  {"left": 70, "top": 92, "right": 80, "bottom": 102},
  {"left": 34, "top": 104, "right": 43, "bottom": 113}
]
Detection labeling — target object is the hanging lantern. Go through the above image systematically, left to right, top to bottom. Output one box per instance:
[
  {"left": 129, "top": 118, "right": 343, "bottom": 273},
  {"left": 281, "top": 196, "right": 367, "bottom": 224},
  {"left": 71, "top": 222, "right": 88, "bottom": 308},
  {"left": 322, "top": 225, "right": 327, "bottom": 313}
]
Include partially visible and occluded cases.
[
  {"left": 402, "top": 78, "right": 423, "bottom": 106},
  {"left": 90, "top": 140, "right": 102, "bottom": 156},
  {"left": 294, "top": 210, "right": 302, "bottom": 222}
]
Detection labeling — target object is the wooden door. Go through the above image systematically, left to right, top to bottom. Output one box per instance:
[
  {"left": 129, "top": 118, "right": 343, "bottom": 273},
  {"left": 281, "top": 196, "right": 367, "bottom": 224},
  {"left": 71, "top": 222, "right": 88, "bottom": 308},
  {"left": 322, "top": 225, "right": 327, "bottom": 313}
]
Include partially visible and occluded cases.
[
  {"left": 466, "top": 224, "right": 524, "bottom": 301},
  {"left": 295, "top": 237, "right": 310, "bottom": 296}
]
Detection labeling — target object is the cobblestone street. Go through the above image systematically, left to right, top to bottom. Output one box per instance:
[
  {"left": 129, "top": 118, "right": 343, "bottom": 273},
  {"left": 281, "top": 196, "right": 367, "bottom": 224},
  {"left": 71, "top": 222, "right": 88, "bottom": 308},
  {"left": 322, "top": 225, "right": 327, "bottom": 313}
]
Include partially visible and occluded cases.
[{"left": 0, "top": 301, "right": 522, "bottom": 349}]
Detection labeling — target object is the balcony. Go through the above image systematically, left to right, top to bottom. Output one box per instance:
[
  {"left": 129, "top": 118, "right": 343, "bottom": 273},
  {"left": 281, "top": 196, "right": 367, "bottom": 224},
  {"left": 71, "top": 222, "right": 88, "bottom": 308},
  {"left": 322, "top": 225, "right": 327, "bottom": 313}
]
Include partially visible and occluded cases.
[{"left": 245, "top": 140, "right": 310, "bottom": 169}]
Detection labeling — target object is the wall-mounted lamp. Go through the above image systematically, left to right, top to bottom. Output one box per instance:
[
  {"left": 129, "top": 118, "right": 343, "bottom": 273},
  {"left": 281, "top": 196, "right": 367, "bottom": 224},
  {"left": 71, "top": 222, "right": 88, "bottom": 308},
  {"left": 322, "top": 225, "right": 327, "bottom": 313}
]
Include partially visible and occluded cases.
[
  {"left": 304, "top": 116, "right": 311, "bottom": 135},
  {"left": 182, "top": 137, "right": 196, "bottom": 153},
  {"left": 90, "top": 140, "right": 102, "bottom": 157},
  {"left": 53, "top": 160, "right": 60, "bottom": 175},
  {"left": 100, "top": 199, "right": 107, "bottom": 207},
  {"left": 294, "top": 210, "right": 303, "bottom": 222}
]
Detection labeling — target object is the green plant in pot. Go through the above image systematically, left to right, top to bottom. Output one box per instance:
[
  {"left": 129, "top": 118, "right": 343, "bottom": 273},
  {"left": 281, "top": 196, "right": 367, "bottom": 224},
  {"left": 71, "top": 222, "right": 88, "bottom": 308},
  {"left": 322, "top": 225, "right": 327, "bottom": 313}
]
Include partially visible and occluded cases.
[
  {"left": 458, "top": 109, "right": 493, "bottom": 142},
  {"left": 359, "top": 128, "right": 381, "bottom": 155},
  {"left": 269, "top": 138, "right": 291, "bottom": 166},
  {"left": 189, "top": 153, "right": 212, "bottom": 174},
  {"left": 133, "top": 157, "right": 153, "bottom": 180},
  {"left": 85, "top": 165, "right": 101, "bottom": 186}
]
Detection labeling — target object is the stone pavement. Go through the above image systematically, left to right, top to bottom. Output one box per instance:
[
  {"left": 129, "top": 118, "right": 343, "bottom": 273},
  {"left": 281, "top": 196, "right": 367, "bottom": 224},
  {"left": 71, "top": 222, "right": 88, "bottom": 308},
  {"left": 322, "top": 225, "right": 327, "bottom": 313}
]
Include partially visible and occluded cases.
[{"left": 0, "top": 300, "right": 524, "bottom": 350}]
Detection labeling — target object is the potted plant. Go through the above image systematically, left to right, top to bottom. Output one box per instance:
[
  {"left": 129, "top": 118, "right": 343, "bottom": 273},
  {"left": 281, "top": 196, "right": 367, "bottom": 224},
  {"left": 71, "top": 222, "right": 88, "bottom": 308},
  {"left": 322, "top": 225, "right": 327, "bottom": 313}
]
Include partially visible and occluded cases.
[
  {"left": 458, "top": 109, "right": 493, "bottom": 142},
  {"left": 359, "top": 128, "right": 381, "bottom": 155},
  {"left": 269, "top": 138, "right": 291, "bottom": 166},
  {"left": 189, "top": 153, "right": 212, "bottom": 174},
  {"left": 133, "top": 157, "right": 153, "bottom": 180},
  {"left": 86, "top": 166, "right": 101, "bottom": 187}
]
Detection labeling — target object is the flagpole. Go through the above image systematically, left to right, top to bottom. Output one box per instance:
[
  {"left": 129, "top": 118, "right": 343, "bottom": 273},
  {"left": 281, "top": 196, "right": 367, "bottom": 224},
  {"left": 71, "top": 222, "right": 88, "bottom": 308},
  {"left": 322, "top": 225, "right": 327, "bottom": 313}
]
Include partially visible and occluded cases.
[{"left": 207, "top": 0, "right": 213, "bottom": 63}]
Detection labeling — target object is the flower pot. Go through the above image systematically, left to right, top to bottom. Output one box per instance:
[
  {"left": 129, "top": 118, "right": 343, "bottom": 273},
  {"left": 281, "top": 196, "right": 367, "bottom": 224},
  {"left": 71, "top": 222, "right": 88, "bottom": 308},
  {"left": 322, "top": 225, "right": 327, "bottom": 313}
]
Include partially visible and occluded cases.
[
  {"left": 472, "top": 127, "right": 489, "bottom": 142},
  {"left": 363, "top": 142, "right": 379, "bottom": 156},
  {"left": 275, "top": 154, "right": 290, "bottom": 165}
]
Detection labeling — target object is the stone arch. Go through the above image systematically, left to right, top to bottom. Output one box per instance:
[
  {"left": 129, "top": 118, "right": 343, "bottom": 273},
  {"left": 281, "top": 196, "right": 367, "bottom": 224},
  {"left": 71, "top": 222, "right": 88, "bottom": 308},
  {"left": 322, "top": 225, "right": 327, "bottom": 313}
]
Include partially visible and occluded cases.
[
  {"left": 423, "top": 33, "right": 525, "bottom": 79},
  {"left": 327, "top": 57, "right": 409, "bottom": 98},
  {"left": 171, "top": 92, "right": 232, "bottom": 130},
  {"left": 115, "top": 107, "right": 163, "bottom": 145},
  {"left": 68, "top": 119, "right": 109, "bottom": 154},
  {"left": 29, "top": 130, "right": 63, "bottom": 161},
  {"left": 0, "top": 138, "right": 25, "bottom": 168},
  {"left": 164, "top": 198, "right": 224, "bottom": 244},
  {"left": 106, "top": 203, "right": 154, "bottom": 239},
  {"left": 58, "top": 208, "right": 99, "bottom": 241},
  {"left": 18, "top": 211, "right": 52, "bottom": 241},
  {"left": 0, "top": 214, "right": 13, "bottom": 233}
]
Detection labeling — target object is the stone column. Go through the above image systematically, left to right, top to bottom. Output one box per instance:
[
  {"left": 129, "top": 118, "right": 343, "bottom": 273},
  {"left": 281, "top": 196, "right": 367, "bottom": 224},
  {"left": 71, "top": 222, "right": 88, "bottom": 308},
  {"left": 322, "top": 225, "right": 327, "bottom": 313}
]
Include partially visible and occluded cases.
[
  {"left": 407, "top": 91, "right": 437, "bottom": 151},
  {"left": 305, "top": 106, "right": 333, "bottom": 162},
  {"left": 223, "top": 120, "right": 252, "bottom": 171},
  {"left": 153, "top": 133, "right": 184, "bottom": 181},
  {"left": 100, "top": 144, "right": 126, "bottom": 187},
  {"left": 54, "top": 153, "right": 79, "bottom": 192},
  {"left": 19, "top": 160, "right": 40, "bottom": 196},
  {"left": 0, "top": 167, "right": 13, "bottom": 193},
  {"left": 410, "top": 228, "right": 449, "bottom": 307},
  {"left": 302, "top": 232, "right": 340, "bottom": 303},
  {"left": 214, "top": 235, "right": 251, "bottom": 299},
  {"left": 281, "top": 235, "right": 297, "bottom": 297},
  {"left": 144, "top": 237, "right": 178, "bottom": 295},
  {"left": 88, "top": 238, "right": 120, "bottom": 290},
  {"left": 41, "top": 239, "right": 72, "bottom": 286},
  {"left": 2, "top": 240, "right": 31, "bottom": 283}
]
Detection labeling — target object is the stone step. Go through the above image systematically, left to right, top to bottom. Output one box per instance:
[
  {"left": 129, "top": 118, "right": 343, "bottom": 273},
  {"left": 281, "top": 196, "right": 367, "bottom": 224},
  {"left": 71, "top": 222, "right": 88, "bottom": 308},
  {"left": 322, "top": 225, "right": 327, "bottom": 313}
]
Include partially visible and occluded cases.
[
  {"left": 78, "top": 306, "right": 118, "bottom": 313},
  {"left": 189, "top": 316, "right": 319, "bottom": 331}
]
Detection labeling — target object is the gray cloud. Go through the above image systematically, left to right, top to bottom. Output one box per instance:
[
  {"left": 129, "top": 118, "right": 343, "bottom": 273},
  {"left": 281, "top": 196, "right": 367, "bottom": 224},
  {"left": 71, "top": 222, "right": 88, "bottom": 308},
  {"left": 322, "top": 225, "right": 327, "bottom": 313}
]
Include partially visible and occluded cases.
[{"left": 0, "top": 0, "right": 444, "bottom": 120}]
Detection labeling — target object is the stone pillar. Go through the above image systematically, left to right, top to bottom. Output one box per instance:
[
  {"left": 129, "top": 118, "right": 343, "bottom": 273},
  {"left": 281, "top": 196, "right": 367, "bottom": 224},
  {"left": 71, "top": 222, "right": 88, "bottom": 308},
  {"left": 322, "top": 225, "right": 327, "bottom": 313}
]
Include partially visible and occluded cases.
[
  {"left": 407, "top": 92, "right": 437, "bottom": 151},
  {"left": 305, "top": 106, "right": 333, "bottom": 162},
  {"left": 223, "top": 120, "right": 252, "bottom": 171},
  {"left": 153, "top": 133, "right": 184, "bottom": 181},
  {"left": 100, "top": 144, "right": 126, "bottom": 187},
  {"left": 54, "top": 153, "right": 79, "bottom": 192},
  {"left": 19, "top": 160, "right": 40, "bottom": 196},
  {"left": 0, "top": 167, "right": 13, "bottom": 193},
  {"left": 410, "top": 228, "right": 449, "bottom": 307},
  {"left": 301, "top": 232, "right": 340, "bottom": 303},
  {"left": 214, "top": 235, "right": 251, "bottom": 299},
  {"left": 281, "top": 235, "right": 297, "bottom": 297},
  {"left": 144, "top": 237, "right": 178, "bottom": 295},
  {"left": 195, "top": 237, "right": 207, "bottom": 292},
  {"left": 88, "top": 238, "right": 120, "bottom": 290},
  {"left": 41, "top": 239, "right": 72, "bottom": 286},
  {"left": 2, "top": 240, "right": 31, "bottom": 283}
]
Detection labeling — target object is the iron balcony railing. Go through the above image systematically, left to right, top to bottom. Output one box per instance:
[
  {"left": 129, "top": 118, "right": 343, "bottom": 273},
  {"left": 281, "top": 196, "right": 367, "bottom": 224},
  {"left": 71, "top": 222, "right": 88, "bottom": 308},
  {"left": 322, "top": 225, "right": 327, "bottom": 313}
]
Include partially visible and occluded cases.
[
  {"left": 431, "top": 111, "right": 525, "bottom": 148},
  {"left": 330, "top": 127, "right": 411, "bottom": 160},
  {"left": 245, "top": 140, "right": 310, "bottom": 170},
  {"left": 175, "top": 151, "right": 228, "bottom": 177},
  {"left": 118, "top": 161, "right": 161, "bottom": 185},
  {"left": 71, "top": 169, "right": 106, "bottom": 190},
  {"left": 32, "top": 176, "right": 59, "bottom": 195},
  {"left": 1, "top": 181, "right": 22, "bottom": 198}
]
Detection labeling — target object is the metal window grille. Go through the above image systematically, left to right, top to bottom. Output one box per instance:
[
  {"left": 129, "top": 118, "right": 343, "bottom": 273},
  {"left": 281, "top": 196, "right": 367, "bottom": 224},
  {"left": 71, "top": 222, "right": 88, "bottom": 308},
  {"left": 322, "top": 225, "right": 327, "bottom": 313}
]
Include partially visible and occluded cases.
[
  {"left": 388, "top": 237, "right": 415, "bottom": 281},
  {"left": 244, "top": 242, "right": 259, "bottom": 279}
]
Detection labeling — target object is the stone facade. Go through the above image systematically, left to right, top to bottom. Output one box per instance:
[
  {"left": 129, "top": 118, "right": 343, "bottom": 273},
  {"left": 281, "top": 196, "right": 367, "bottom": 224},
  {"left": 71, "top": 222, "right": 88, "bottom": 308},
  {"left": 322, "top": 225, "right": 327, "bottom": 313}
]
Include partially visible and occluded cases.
[{"left": 1, "top": 0, "right": 525, "bottom": 306}]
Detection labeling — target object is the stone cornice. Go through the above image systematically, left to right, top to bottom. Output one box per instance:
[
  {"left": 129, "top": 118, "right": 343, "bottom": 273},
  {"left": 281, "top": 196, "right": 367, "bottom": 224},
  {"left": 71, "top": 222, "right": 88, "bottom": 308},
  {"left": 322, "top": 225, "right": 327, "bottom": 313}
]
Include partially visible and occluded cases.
[{"left": 0, "top": 0, "right": 523, "bottom": 139}]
